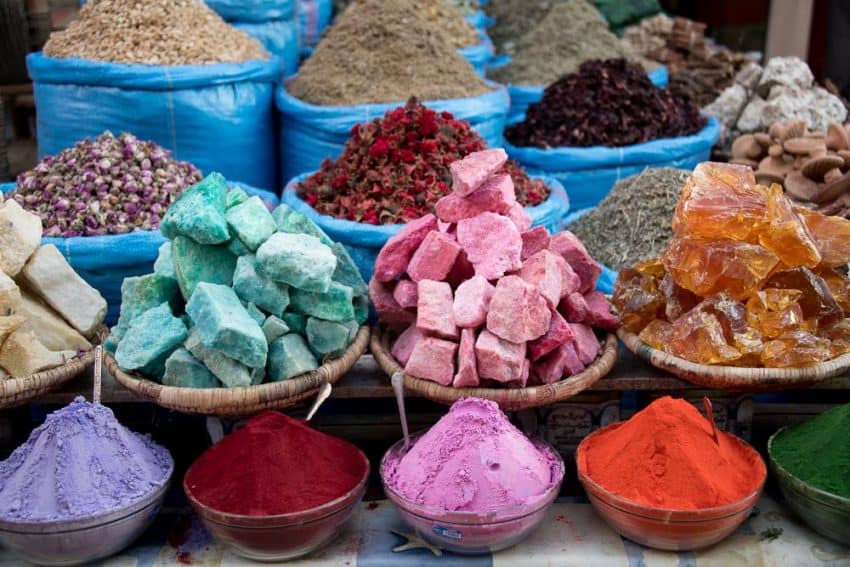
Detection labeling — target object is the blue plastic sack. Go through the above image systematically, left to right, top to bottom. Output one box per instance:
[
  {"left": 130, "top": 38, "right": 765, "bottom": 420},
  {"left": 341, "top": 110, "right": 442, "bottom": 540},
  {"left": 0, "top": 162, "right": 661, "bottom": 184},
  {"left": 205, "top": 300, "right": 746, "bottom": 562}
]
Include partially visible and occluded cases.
[
  {"left": 204, "top": 0, "right": 296, "bottom": 22},
  {"left": 298, "top": 0, "right": 334, "bottom": 49},
  {"left": 465, "top": 11, "right": 495, "bottom": 29},
  {"left": 233, "top": 19, "right": 300, "bottom": 76},
  {"left": 459, "top": 31, "right": 495, "bottom": 75},
  {"left": 27, "top": 53, "right": 281, "bottom": 192},
  {"left": 276, "top": 83, "right": 510, "bottom": 185},
  {"left": 506, "top": 117, "right": 719, "bottom": 210},
  {"left": 280, "top": 173, "right": 569, "bottom": 283},
  {"left": 0, "top": 182, "right": 279, "bottom": 325}
]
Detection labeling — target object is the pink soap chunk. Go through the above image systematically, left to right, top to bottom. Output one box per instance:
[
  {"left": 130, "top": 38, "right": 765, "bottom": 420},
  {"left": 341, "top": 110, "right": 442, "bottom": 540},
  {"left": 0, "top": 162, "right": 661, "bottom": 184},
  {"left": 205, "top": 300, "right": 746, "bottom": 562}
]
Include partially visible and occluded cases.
[
  {"left": 450, "top": 149, "right": 508, "bottom": 196},
  {"left": 436, "top": 174, "right": 516, "bottom": 223},
  {"left": 506, "top": 202, "right": 532, "bottom": 232},
  {"left": 457, "top": 212, "right": 522, "bottom": 280},
  {"left": 373, "top": 214, "right": 438, "bottom": 282},
  {"left": 438, "top": 220, "right": 453, "bottom": 233},
  {"left": 521, "top": 226, "right": 550, "bottom": 260},
  {"left": 407, "top": 231, "right": 462, "bottom": 282},
  {"left": 549, "top": 231, "right": 601, "bottom": 293},
  {"left": 446, "top": 250, "right": 476, "bottom": 288},
  {"left": 518, "top": 250, "right": 564, "bottom": 308},
  {"left": 559, "top": 261, "right": 581, "bottom": 297},
  {"left": 453, "top": 275, "right": 495, "bottom": 328},
  {"left": 486, "top": 275, "right": 551, "bottom": 343},
  {"left": 369, "top": 278, "right": 415, "bottom": 330},
  {"left": 392, "top": 279, "right": 419, "bottom": 309},
  {"left": 417, "top": 280, "right": 459, "bottom": 339},
  {"left": 583, "top": 291, "right": 619, "bottom": 331},
  {"left": 560, "top": 292, "right": 588, "bottom": 323},
  {"left": 529, "top": 309, "right": 574, "bottom": 360},
  {"left": 570, "top": 323, "right": 601, "bottom": 365},
  {"left": 392, "top": 324, "right": 425, "bottom": 366},
  {"left": 453, "top": 328, "right": 480, "bottom": 387},
  {"left": 475, "top": 330, "right": 526, "bottom": 383},
  {"left": 405, "top": 337, "right": 458, "bottom": 386},
  {"left": 561, "top": 341, "right": 587, "bottom": 375},
  {"left": 532, "top": 342, "right": 585, "bottom": 385},
  {"left": 515, "top": 358, "right": 530, "bottom": 388}
]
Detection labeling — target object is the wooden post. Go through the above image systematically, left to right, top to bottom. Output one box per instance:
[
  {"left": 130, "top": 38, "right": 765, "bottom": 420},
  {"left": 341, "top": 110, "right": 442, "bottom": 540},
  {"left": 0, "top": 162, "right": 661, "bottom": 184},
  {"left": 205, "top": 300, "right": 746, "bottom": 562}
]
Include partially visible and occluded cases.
[{"left": 765, "top": 0, "right": 815, "bottom": 60}]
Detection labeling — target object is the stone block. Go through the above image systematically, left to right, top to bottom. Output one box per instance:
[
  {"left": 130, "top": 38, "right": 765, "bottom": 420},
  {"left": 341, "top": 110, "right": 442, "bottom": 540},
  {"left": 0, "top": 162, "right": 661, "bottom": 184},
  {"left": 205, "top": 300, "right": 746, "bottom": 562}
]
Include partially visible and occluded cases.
[
  {"left": 450, "top": 149, "right": 508, "bottom": 196},
  {"left": 160, "top": 172, "right": 230, "bottom": 245},
  {"left": 436, "top": 173, "right": 515, "bottom": 222},
  {"left": 225, "top": 187, "right": 248, "bottom": 209},
  {"left": 225, "top": 196, "right": 277, "bottom": 252},
  {"left": 0, "top": 200, "right": 42, "bottom": 277},
  {"left": 506, "top": 202, "right": 532, "bottom": 232},
  {"left": 272, "top": 204, "right": 333, "bottom": 246},
  {"left": 456, "top": 212, "right": 522, "bottom": 280},
  {"left": 373, "top": 214, "right": 437, "bottom": 282},
  {"left": 521, "top": 226, "right": 550, "bottom": 261},
  {"left": 407, "top": 231, "right": 462, "bottom": 282},
  {"left": 549, "top": 231, "right": 601, "bottom": 293},
  {"left": 256, "top": 233, "right": 337, "bottom": 292},
  {"left": 172, "top": 236, "right": 237, "bottom": 301},
  {"left": 227, "top": 236, "right": 251, "bottom": 257},
  {"left": 153, "top": 242, "right": 177, "bottom": 282},
  {"left": 331, "top": 243, "right": 368, "bottom": 296},
  {"left": 21, "top": 244, "right": 107, "bottom": 337},
  {"left": 445, "top": 250, "right": 476, "bottom": 288},
  {"left": 518, "top": 250, "right": 564, "bottom": 308},
  {"left": 232, "top": 255, "right": 290, "bottom": 317},
  {"left": 559, "top": 260, "right": 582, "bottom": 297},
  {"left": 0, "top": 272, "right": 21, "bottom": 315},
  {"left": 116, "top": 274, "right": 181, "bottom": 329},
  {"left": 452, "top": 275, "right": 495, "bottom": 328},
  {"left": 487, "top": 276, "right": 550, "bottom": 343},
  {"left": 369, "top": 279, "right": 415, "bottom": 329},
  {"left": 392, "top": 279, "right": 419, "bottom": 309},
  {"left": 417, "top": 280, "right": 458, "bottom": 339},
  {"left": 290, "top": 282, "right": 355, "bottom": 322},
  {"left": 185, "top": 283, "right": 268, "bottom": 368},
  {"left": 14, "top": 290, "right": 92, "bottom": 351},
  {"left": 583, "top": 291, "right": 619, "bottom": 331},
  {"left": 559, "top": 292, "right": 588, "bottom": 323},
  {"left": 353, "top": 294, "right": 369, "bottom": 325},
  {"left": 245, "top": 302, "right": 267, "bottom": 325},
  {"left": 115, "top": 303, "right": 188, "bottom": 376},
  {"left": 529, "top": 309, "right": 574, "bottom": 360},
  {"left": 281, "top": 312, "right": 307, "bottom": 335},
  {"left": 262, "top": 315, "right": 290, "bottom": 343},
  {"left": 0, "top": 316, "right": 25, "bottom": 345},
  {"left": 305, "top": 317, "right": 350, "bottom": 356},
  {"left": 570, "top": 323, "right": 601, "bottom": 365},
  {"left": 391, "top": 324, "right": 424, "bottom": 366},
  {"left": 0, "top": 327, "right": 71, "bottom": 378},
  {"left": 453, "top": 327, "right": 479, "bottom": 387},
  {"left": 184, "top": 329, "right": 252, "bottom": 387},
  {"left": 475, "top": 329, "right": 525, "bottom": 384},
  {"left": 268, "top": 334, "right": 319, "bottom": 381},
  {"left": 404, "top": 337, "right": 458, "bottom": 386},
  {"left": 532, "top": 342, "right": 584, "bottom": 385},
  {"left": 162, "top": 348, "right": 221, "bottom": 388},
  {"left": 517, "top": 358, "right": 530, "bottom": 388}
]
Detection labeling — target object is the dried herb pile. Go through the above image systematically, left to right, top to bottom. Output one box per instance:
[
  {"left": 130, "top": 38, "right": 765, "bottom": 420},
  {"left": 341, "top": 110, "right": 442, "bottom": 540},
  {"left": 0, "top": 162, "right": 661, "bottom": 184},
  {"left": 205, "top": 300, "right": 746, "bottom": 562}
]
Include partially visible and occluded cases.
[
  {"left": 289, "top": 0, "right": 490, "bottom": 106},
  {"left": 485, "top": 0, "right": 561, "bottom": 56},
  {"left": 487, "top": 0, "right": 653, "bottom": 86},
  {"left": 418, "top": 1, "right": 480, "bottom": 49},
  {"left": 505, "top": 59, "right": 706, "bottom": 148},
  {"left": 297, "top": 99, "right": 549, "bottom": 224},
  {"left": 569, "top": 168, "right": 691, "bottom": 269}
]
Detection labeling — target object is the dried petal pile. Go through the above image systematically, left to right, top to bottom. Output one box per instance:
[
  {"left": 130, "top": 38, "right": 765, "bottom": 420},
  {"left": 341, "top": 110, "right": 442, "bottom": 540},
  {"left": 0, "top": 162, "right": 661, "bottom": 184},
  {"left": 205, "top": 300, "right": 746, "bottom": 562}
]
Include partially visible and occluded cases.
[
  {"left": 505, "top": 59, "right": 706, "bottom": 148},
  {"left": 297, "top": 99, "right": 549, "bottom": 224},
  {"left": 13, "top": 132, "right": 202, "bottom": 237},
  {"left": 370, "top": 149, "right": 618, "bottom": 389},
  {"left": 614, "top": 162, "right": 850, "bottom": 368}
]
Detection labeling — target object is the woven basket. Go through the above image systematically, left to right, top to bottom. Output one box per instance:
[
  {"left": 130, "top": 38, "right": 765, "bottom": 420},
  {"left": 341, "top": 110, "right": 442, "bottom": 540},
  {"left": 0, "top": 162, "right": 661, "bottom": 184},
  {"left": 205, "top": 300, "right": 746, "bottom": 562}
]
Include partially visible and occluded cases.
[
  {"left": 371, "top": 325, "right": 617, "bottom": 411},
  {"left": 0, "top": 326, "right": 107, "bottom": 410},
  {"left": 107, "top": 326, "right": 370, "bottom": 417},
  {"left": 618, "top": 328, "right": 850, "bottom": 391}
]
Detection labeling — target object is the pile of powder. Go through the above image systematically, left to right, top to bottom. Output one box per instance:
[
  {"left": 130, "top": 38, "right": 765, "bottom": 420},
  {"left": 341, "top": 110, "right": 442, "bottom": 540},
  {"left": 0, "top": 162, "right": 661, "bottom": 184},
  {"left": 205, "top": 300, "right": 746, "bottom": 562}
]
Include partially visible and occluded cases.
[
  {"left": 43, "top": 0, "right": 267, "bottom": 65},
  {"left": 288, "top": 0, "right": 490, "bottom": 106},
  {"left": 487, "top": 0, "right": 653, "bottom": 86},
  {"left": 505, "top": 59, "right": 706, "bottom": 148},
  {"left": 297, "top": 99, "right": 549, "bottom": 224},
  {"left": 569, "top": 168, "right": 691, "bottom": 269},
  {"left": 578, "top": 396, "right": 765, "bottom": 510},
  {"left": 0, "top": 397, "right": 173, "bottom": 522},
  {"left": 383, "top": 398, "right": 563, "bottom": 511},
  {"left": 770, "top": 404, "right": 850, "bottom": 499},
  {"left": 185, "top": 411, "right": 366, "bottom": 515}
]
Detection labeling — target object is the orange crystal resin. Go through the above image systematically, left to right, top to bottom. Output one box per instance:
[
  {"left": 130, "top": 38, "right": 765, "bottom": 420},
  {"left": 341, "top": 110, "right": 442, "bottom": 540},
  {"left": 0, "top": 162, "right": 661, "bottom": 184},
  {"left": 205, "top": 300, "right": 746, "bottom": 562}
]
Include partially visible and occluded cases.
[
  {"left": 759, "top": 185, "right": 821, "bottom": 269},
  {"left": 797, "top": 208, "right": 850, "bottom": 267},
  {"left": 613, "top": 267, "right": 665, "bottom": 333},
  {"left": 746, "top": 289, "right": 808, "bottom": 339},
  {"left": 669, "top": 308, "right": 742, "bottom": 365},
  {"left": 761, "top": 330, "right": 832, "bottom": 368}
]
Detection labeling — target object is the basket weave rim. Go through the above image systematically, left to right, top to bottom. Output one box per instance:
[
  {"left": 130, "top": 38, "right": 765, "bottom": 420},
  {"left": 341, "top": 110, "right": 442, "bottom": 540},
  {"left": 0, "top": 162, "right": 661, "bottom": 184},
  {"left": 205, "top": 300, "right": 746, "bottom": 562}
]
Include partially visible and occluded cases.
[
  {"left": 370, "top": 324, "right": 617, "bottom": 410},
  {"left": 107, "top": 326, "right": 370, "bottom": 416}
]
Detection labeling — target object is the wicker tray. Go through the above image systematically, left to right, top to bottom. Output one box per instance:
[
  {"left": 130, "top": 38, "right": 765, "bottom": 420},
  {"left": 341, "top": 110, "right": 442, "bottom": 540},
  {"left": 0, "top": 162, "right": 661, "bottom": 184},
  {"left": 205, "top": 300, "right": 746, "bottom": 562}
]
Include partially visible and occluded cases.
[
  {"left": 371, "top": 325, "right": 617, "bottom": 411},
  {"left": 108, "top": 326, "right": 370, "bottom": 417},
  {"left": 618, "top": 328, "right": 850, "bottom": 391}
]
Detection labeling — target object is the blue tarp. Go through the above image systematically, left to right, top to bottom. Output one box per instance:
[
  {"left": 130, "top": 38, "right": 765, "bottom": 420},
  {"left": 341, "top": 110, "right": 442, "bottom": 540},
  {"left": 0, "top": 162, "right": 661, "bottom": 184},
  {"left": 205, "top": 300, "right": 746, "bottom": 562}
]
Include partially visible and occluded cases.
[
  {"left": 203, "top": 0, "right": 296, "bottom": 22},
  {"left": 298, "top": 0, "right": 334, "bottom": 50},
  {"left": 233, "top": 19, "right": 300, "bottom": 76}
]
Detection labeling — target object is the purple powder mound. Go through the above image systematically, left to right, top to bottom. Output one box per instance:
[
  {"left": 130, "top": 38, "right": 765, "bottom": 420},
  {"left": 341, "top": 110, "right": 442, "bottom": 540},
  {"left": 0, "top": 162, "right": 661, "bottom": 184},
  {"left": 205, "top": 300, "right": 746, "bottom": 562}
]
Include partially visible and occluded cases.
[{"left": 0, "top": 397, "right": 173, "bottom": 523}]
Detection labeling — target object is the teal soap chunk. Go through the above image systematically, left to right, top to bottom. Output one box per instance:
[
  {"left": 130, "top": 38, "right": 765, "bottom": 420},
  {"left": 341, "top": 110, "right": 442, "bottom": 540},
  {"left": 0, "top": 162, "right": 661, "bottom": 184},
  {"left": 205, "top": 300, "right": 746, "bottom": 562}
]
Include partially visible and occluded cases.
[
  {"left": 160, "top": 172, "right": 230, "bottom": 245},
  {"left": 225, "top": 187, "right": 248, "bottom": 209},
  {"left": 225, "top": 196, "right": 277, "bottom": 252},
  {"left": 272, "top": 204, "right": 333, "bottom": 246},
  {"left": 256, "top": 233, "right": 337, "bottom": 292},
  {"left": 173, "top": 236, "right": 237, "bottom": 301},
  {"left": 227, "top": 236, "right": 251, "bottom": 257},
  {"left": 153, "top": 242, "right": 177, "bottom": 282},
  {"left": 331, "top": 243, "right": 367, "bottom": 296},
  {"left": 232, "top": 255, "right": 290, "bottom": 317},
  {"left": 116, "top": 274, "right": 181, "bottom": 327},
  {"left": 290, "top": 281, "right": 354, "bottom": 322},
  {"left": 185, "top": 282, "right": 268, "bottom": 368},
  {"left": 353, "top": 294, "right": 369, "bottom": 325},
  {"left": 245, "top": 302, "right": 267, "bottom": 325},
  {"left": 115, "top": 303, "right": 188, "bottom": 375},
  {"left": 281, "top": 312, "right": 307, "bottom": 335},
  {"left": 262, "top": 315, "right": 290, "bottom": 343},
  {"left": 305, "top": 318, "right": 350, "bottom": 356},
  {"left": 342, "top": 319, "right": 360, "bottom": 345},
  {"left": 185, "top": 329, "right": 252, "bottom": 387},
  {"left": 103, "top": 331, "right": 120, "bottom": 354},
  {"left": 268, "top": 334, "right": 319, "bottom": 381},
  {"left": 163, "top": 348, "right": 221, "bottom": 388},
  {"left": 251, "top": 365, "right": 265, "bottom": 385}
]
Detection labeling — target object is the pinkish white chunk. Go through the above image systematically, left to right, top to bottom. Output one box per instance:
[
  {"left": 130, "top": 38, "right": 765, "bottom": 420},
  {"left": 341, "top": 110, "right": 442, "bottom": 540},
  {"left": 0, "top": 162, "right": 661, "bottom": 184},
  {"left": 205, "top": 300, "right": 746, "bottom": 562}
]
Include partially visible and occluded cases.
[
  {"left": 450, "top": 149, "right": 508, "bottom": 196},
  {"left": 435, "top": 174, "right": 516, "bottom": 223},
  {"left": 506, "top": 202, "right": 532, "bottom": 232},
  {"left": 456, "top": 212, "right": 522, "bottom": 280},
  {"left": 373, "top": 214, "right": 437, "bottom": 282},
  {"left": 521, "top": 226, "right": 550, "bottom": 260},
  {"left": 407, "top": 231, "right": 461, "bottom": 282},
  {"left": 549, "top": 231, "right": 601, "bottom": 293},
  {"left": 518, "top": 250, "right": 564, "bottom": 308},
  {"left": 559, "top": 260, "right": 581, "bottom": 297},
  {"left": 452, "top": 275, "right": 495, "bottom": 328},
  {"left": 486, "top": 275, "right": 551, "bottom": 343},
  {"left": 369, "top": 278, "right": 415, "bottom": 330},
  {"left": 392, "top": 279, "right": 419, "bottom": 309},
  {"left": 417, "top": 280, "right": 458, "bottom": 339},
  {"left": 583, "top": 291, "right": 619, "bottom": 331},
  {"left": 559, "top": 292, "right": 588, "bottom": 323},
  {"left": 528, "top": 309, "right": 574, "bottom": 360},
  {"left": 570, "top": 323, "right": 601, "bottom": 365},
  {"left": 392, "top": 324, "right": 425, "bottom": 366},
  {"left": 453, "top": 328, "right": 479, "bottom": 387},
  {"left": 475, "top": 329, "right": 526, "bottom": 383},
  {"left": 405, "top": 337, "right": 458, "bottom": 386},
  {"left": 532, "top": 342, "right": 585, "bottom": 385}
]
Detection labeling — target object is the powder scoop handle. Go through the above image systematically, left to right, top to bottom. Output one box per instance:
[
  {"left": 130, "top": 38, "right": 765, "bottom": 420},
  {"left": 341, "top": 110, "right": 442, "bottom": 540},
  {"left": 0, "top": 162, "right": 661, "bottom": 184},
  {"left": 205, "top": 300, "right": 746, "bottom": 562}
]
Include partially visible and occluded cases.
[
  {"left": 92, "top": 345, "right": 103, "bottom": 405},
  {"left": 391, "top": 372, "right": 411, "bottom": 449},
  {"left": 305, "top": 382, "right": 333, "bottom": 422},
  {"left": 703, "top": 396, "right": 720, "bottom": 446}
]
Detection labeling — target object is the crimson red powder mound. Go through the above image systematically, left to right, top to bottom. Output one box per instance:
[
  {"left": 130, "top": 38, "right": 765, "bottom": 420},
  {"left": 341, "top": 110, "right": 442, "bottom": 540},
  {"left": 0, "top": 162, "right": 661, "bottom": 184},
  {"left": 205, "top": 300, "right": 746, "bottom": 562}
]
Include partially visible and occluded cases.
[{"left": 185, "top": 411, "right": 367, "bottom": 516}]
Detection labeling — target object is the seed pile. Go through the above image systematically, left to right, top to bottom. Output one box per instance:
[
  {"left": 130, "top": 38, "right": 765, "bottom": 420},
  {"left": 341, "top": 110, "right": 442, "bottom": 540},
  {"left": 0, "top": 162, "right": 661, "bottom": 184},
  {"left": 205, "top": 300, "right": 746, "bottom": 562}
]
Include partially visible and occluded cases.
[
  {"left": 43, "top": 0, "right": 267, "bottom": 65},
  {"left": 289, "top": 0, "right": 490, "bottom": 106},
  {"left": 418, "top": 0, "right": 480, "bottom": 49},
  {"left": 444, "top": 0, "right": 481, "bottom": 16},
  {"left": 485, "top": 0, "right": 561, "bottom": 56},
  {"left": 487, "top": 0, "right": 653, "bottom": 86},
  {"left": 506, "top": 59, "right": 706, "bottom": 148},
  {"left": 297, "top": 99, "right": 549, "bottom": 224},
  {"left": 13, "top": 132, "right": 202, "bottom": 237},
  {"left": 569, "top": 168, "right": 691, "bottom": 269}
]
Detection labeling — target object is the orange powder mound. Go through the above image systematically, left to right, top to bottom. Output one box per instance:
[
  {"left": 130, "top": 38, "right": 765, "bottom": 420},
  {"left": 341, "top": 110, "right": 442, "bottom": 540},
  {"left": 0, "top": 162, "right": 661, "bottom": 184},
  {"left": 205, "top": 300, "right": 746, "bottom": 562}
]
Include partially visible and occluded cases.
[{"left": 579, "top": 396, "right": 764, "bottom": 510}]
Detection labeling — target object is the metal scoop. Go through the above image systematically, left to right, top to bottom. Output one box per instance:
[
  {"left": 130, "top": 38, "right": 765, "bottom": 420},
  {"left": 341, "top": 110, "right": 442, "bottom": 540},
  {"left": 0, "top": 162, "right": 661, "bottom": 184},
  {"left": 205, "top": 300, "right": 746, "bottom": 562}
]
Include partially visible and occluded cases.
[
  {"left": 391, "top": 372, "right": 411, "bottom": 449},
  {"left": 305, "top": 382, "right": 333, "bottom": 422},
  {"left": 703, "top": 396, "right": 720, "bottom": 446}
]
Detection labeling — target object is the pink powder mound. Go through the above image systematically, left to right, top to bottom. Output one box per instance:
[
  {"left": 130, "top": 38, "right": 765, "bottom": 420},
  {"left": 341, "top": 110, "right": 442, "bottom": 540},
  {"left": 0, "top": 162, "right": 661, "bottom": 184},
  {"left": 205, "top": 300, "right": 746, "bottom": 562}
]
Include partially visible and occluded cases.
[{"left": 383, "top": 398, "right": 562, "bottom": 513}]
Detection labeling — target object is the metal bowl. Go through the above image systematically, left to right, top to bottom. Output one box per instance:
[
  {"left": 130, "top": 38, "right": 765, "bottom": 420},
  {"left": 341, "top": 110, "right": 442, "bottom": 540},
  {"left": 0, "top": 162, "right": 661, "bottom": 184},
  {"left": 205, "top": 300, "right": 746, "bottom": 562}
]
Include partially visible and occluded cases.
[
  {"left": 576, "top": 425, "right": 766, "bottom": 551},
  {"left": 768, "top": 427, "right": 850, "bottom": 545},
  {"left": 380, "top": 435, "right": 565, "bottom": 555},
  {"left": 184, "top": 448, "right": 369, "bottom": 561},
  {"left": 0, "top": 474, "right": 172, "bottom": 566}
]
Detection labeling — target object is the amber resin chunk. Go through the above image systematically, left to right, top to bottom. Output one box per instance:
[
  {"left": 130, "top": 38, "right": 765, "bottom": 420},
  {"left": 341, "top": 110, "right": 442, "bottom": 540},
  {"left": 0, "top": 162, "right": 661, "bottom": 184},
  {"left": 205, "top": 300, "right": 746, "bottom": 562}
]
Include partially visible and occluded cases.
[
  {"left": 759, "top": 185, "right": 821, "bottom": 269},
  {"left": 797, "top": 208, "right": 850, "bottom": 267},
  {"left": 612, "top": 267, "right": 665, "bottom": 333},
  {"left": 764, "top": 268, "right": 843, "bottom": 326},
  {"left": 817, "top": 268, "right": 850, "bottom": 315},
  {"left": 660, "top": 274, "right": 699, "bottom": 321},
  {"left": 746, "top": 289, "right": 808, "bottom": 339},
  {"left": 669, "top": 308, "right": 742, "bottom": 365},
  {"left": 638, "top": 319, "right": 673, "bottom": 350},
  {"left": 823, "top": 320, "right": 850, "bottom": 358},
  {"left": 761, "top": 330, "right": 832, "bottom": 368}
]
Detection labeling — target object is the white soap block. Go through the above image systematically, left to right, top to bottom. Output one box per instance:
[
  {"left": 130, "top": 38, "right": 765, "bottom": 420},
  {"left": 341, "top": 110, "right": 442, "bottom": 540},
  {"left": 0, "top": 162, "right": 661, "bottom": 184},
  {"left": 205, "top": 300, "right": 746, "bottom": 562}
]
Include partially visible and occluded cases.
[
  {"left": 0, "top": 201, "right": 42, "bottom": 277},
  {"left": 0, "top": 272, "right": 21, "bottom": 315},
  {"left": 13, "top": 290, "right": 92, "bottom": 351},
  {"left": 0, "top": 327, "right": 71, "bottom": 378}
]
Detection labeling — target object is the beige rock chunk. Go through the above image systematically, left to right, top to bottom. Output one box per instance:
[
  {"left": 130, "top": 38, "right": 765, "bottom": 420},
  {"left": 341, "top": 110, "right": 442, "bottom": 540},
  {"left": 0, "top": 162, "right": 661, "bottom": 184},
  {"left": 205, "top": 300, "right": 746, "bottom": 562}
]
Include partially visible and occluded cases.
[
  {"left": 0, "top": 201, "right": 42, "bottom": 276},
  {"left": 21, "top": 244, "right": 106, "bottom": 337},
  {"left": 0, "top": 272, "right": 21, "bottom": 315},
  {"left": 12, "top": 289, "right": 92, "bottom": 351},
  {"left": 0, "top": 316, "right": 25, "bottom": 344},
  {"left": 0, "top": 327, "right": 71, "bottom": 378},
  {"left": 0, "top": 367, "right": 7, "bottom": 380}
]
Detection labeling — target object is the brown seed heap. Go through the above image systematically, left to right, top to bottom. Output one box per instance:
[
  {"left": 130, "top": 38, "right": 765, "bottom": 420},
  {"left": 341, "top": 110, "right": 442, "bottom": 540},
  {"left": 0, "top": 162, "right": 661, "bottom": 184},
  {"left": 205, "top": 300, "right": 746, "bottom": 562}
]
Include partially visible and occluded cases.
[
  {"left": 43, "top": 0, "right": 268, "bottom": 66},
  {"left": 289, "top": 0, "right": 490, "bottom": 106},
  {"left": 417, "top": 1, "right": 480, "bottom": 49},
  {"left": 731, "top": 120, "right": 850, "bottom": 218}
]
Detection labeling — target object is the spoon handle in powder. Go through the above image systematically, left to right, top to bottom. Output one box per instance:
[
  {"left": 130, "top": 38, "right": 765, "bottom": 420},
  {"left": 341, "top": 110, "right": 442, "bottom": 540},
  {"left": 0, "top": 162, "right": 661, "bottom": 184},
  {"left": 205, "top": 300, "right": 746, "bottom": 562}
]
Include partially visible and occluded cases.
[
  {"left": 92, "top": 345, "right": 103, "bottom": 405},
  {"left": 391, "top": 372, "right": 411, "bottom": 449},
  {"left": 305, "top": 382, "right": 333, "bottom": 422},
  {"left": 703, "top": 396, "right": 720, "bottom": 446}
]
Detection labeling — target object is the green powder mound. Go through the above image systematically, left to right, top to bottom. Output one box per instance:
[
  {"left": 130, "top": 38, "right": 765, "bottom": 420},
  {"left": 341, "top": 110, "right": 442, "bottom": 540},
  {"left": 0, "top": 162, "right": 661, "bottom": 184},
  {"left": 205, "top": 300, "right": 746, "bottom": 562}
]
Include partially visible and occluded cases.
[{"left": 771, "top": 404, "right": 850, "bottom": 499}]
